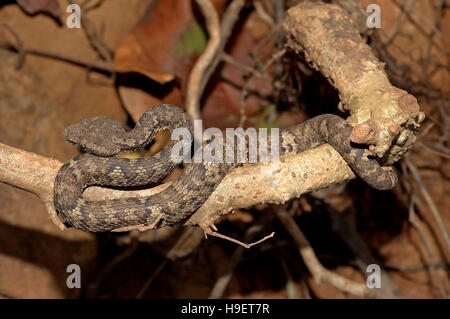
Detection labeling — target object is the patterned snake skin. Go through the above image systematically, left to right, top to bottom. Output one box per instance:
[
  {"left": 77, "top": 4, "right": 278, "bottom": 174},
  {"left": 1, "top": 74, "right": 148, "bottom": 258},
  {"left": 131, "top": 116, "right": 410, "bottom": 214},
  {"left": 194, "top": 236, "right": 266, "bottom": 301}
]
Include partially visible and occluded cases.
[{"left": 54, "top": 104, "right": 397, "bottom": 232}]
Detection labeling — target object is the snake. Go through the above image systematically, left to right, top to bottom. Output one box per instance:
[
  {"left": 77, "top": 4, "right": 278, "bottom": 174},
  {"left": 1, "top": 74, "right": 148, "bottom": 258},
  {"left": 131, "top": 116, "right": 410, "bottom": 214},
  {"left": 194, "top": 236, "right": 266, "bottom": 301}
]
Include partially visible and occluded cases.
[{"left": 54, "top": 104, "right": 397, "bottom": 232}]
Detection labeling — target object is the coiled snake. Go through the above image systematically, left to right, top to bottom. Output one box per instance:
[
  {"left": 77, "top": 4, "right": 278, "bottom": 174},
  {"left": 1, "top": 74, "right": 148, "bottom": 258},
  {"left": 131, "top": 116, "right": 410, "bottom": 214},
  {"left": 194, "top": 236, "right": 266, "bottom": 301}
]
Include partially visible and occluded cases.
[{"left": 54, "top": 104, "right": 397, "bottom": 232}]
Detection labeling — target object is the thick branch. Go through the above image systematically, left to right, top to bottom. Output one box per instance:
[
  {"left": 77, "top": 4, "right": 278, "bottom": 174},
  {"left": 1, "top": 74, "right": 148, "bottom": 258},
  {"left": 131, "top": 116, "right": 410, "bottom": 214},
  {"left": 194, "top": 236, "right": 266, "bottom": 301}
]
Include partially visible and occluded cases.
[
  {"left": 283, "top": 2, "right": 423, "bottom": 164},
  {"left": 0, "top": 142, "right": 355, "bottom": 231},
  {"left": 0, "top": 143, "right": 64, "bottom": 229}
]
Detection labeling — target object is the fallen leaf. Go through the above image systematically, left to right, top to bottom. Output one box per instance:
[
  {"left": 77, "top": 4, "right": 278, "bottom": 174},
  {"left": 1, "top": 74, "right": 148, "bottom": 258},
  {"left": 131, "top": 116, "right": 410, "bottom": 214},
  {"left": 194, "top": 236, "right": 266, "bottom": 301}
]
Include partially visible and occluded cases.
[
  {"left": 16, "top": 0, "right": 61, "bottom": 20},
  {"left": 114, "top": 0, "right": 203, "bottom": 84},
  {"left": 114, "top": 0, "right": 226, "bottom": 119}
]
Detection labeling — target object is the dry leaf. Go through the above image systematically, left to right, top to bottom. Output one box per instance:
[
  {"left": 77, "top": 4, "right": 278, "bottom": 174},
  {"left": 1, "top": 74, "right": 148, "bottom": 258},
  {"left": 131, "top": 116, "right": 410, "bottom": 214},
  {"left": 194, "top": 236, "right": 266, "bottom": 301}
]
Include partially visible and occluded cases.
[
  {"left": 16, "top": 0, "right": 61, "bottom": 19},
  {"left": 114, "top": 0, "right": 206, "bottom": 84}
]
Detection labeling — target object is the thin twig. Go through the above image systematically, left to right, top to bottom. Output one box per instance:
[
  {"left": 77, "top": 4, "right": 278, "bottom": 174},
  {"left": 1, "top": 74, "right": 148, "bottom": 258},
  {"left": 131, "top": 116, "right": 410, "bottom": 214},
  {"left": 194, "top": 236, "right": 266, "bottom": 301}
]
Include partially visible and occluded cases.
[
  {"left": 69, "top": 0, "right": 116, "bottom": 84},
  {"left": 185, "top": 0, "right": 221, "bottom": 121},
  {"left": 186, "top": 0, "right": 246, "bottom": 121},
  {"left": 400, "top": 0, "right": 442, "bottom": 37},
  {"left": 254, "top": 1, "right": 274, "bottom": 26},
  {"left": 0, "top": 23, "right": 25, "bottom": 69},
  {"left": 0, "top": 24, "right": 115, "bottom": 73},
  {"left": 4, "top": 44, "right": 115, "bottom": 73},
  {"left": 239, "top": 48, "right": 286, "bottom": 128},
  {"left": 221, "top": 53, "right": 271, "bottom": 81},
  {"left": 419, "top": 141, "right": 450, "bottom": 159},
  {"left": 405, "top": 158, "right": 450, "bottom": 256},
  {"left": 408, "top": 194, "right": 448, "bottom": 297},
  {"left": 321, "top": 201, "right": 403, "bottom": 297},
  {"left": 275, "top": 206, "right": 393, "bottom": 298},
  {"left": 208, "top": 224, "right": 266, "bottom": 298},
  {"left": 137, "top": 227, "right": 206, "bottom": 298},
  {"left": 205, "top": 228, "right": 275, "bottom": 249},
  {"left": 86, "top": 233, "right": 139, "bottom": 298},
  {"left": 135, "top": 259, "right": 168, "bottom": 299},
  {"left": 281, "top": 259, "right": 300, "bottom": 299},
  {"left": 384, "top": 261, "right": 450, "bottom": 273}
]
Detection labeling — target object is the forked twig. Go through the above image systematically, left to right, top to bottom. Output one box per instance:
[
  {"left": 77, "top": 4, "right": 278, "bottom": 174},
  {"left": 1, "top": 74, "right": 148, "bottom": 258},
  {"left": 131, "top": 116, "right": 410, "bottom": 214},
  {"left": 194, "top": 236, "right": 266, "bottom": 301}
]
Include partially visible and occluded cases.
[{"left": 205, "top": 226, "right": 275, "bottom": 249}]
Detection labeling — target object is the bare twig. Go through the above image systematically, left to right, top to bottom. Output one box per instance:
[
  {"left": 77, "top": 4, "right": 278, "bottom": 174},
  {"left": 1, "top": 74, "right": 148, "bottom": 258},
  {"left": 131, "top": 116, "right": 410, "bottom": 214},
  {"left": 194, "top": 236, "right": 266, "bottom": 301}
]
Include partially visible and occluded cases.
[
  {"left": 69, "top": 0, "right": 113, "bottom": 61},
  {"left": 71, "top": 0, "right": 116, "bottom": 84},
  {"left": 185, "top": 0, "right": 221, "bottom": 121},
  {"left": 186, "top": 0, "right": 246, "bottom": 121},
  {"left": 399, "top": 0, "right": 442, "bottom": 38},
  {"left": 254, "top": 1, "right": 274, "bottom": 26},
  {"left": 2, "top": 2, "right": 115, "bottom": 81},
  {"left": 382, "top": 6, "right": 406, "bottom": 48},
  {"left": 0, "top": 23, "right": 25, "bottom": 69},
  {"left": 0, "top": 24, "right": 115, "bottom": 73},
  {"left": 3, "top": 44, "right": 115, "bottom": 73},
  {"left": 239, "top": 48, "right": 286, "bottom": 127},
  {"left": 221, "top": 53, "right": 272, "bottom": 82},
  {"left": 419, "top": 141, "right": 450, "bottom": 159},
  {"left": 0, "top": 143, "right": 66, "bottom": 230},
  {"left": 405, "top": 158, "right": 450, "bottom": 256},
  {"left": 408, "top": 194, "right": 448, "bottom": 297},
  {"left": 318, "top": 199, "right": 403, "bottom": 297},
  {"left": 274, "top": 206, "right": 392, "bottom": 298},
  {"left": 208, "top": 224, "right": 266, "bottom": 298},
  {"left": 136, "top": 227, "right": 206, "bottom": 298},
  {"left": 205, "top": 228, "right": 274, "bottom": 249},
  {"left": 86, "top": 233, "right": 139, "bottom": 298},
  {"left": 135, "top": 259, "right": 168, "bottom": 298},
  {"left": 281, "top": 259, "right": 300, "bottom": 299},
  {"left": 384, "top": 261, "right": 450, "bottom": 273},
  {"left": 298, "top": 274, "right": 312, "bottom": 299}
]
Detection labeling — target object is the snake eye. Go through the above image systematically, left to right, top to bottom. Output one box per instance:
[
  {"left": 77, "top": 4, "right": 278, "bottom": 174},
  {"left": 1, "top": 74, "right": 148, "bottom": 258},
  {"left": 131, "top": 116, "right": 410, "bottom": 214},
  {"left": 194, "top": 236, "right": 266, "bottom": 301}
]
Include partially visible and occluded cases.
[{"left": 63, "top": 221, "right": 73, "bottom": 228}]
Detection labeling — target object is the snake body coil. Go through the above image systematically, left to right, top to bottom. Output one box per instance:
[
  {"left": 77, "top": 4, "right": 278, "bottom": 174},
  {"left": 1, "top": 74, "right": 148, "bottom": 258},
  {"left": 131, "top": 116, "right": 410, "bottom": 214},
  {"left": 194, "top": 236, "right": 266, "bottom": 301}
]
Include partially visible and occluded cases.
[{"left": 54, "top": 104, "right": 397, "bottom": 232}]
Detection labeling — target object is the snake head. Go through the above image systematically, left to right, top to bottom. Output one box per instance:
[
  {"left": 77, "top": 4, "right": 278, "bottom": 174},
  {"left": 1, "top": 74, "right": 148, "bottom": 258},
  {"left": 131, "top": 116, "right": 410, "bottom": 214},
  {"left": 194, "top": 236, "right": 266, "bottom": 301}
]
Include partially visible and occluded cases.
[{"left": 64, "top": 117, "right": 126, "bottom": 157}]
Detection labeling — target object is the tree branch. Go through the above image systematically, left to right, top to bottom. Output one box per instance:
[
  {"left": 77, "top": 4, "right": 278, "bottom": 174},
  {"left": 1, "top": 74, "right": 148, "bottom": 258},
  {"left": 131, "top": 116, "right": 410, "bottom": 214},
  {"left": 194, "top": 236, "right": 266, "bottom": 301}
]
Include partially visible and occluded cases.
[
  {"left": 283, "top": 2, "right": 424, "bottom": 164},
  {"left": 0, "top": 142, "right": 356, "bottom": 231}
]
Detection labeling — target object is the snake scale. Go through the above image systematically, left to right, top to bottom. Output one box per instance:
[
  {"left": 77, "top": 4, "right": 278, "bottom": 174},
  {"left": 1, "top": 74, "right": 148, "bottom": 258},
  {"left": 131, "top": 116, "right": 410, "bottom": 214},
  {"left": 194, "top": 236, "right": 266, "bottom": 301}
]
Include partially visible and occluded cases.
[{"left": 54, "top": 104, "right": 397, "bottom": 232}]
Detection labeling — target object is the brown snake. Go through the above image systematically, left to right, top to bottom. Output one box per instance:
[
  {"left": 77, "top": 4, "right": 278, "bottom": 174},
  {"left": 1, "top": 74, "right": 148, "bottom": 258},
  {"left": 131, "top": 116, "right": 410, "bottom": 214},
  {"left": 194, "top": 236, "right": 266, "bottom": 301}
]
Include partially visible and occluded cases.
[{"left": 54, "top": 104, "right": 397, "bottom": 232}]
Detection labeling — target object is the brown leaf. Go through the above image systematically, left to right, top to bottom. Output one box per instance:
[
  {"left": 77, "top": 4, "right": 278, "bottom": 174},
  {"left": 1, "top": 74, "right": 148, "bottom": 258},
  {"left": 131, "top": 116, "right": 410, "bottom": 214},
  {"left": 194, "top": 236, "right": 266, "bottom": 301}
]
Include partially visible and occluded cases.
[
  {"left": 16, "top": 0, "right": 61, "bottom": 19},
  {"left": 114, "top": 0, "right": 201, "bottom": 84},
  {"left": 115, "top": 0, "right": 225, "bottom": 118}
]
